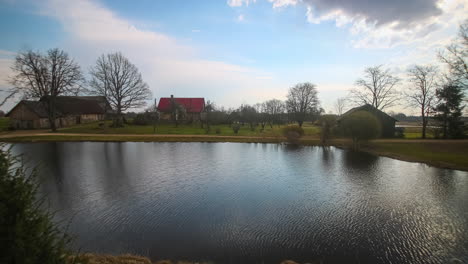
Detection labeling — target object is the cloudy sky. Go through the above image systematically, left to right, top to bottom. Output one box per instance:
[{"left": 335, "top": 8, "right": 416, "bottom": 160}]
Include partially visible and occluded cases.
[{"left": 0, "top": 0, "right": 466, "bottom": 114}]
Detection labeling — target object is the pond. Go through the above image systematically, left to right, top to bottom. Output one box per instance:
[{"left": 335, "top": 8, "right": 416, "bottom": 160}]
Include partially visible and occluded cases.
[{"left": 9, "top": 142, "right": 468, "bottom": 264}]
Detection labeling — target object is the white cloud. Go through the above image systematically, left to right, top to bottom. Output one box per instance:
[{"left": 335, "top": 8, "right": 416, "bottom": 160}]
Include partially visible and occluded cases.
[
  {"left": 32, "top": 0, "right": 285, "bottom": 109},
  {"left": 227, "top": 0, "right": 256, "bottom": 7},
  {"left": 268, "top": 0, "right": 298, "bottom": 8},
  {"left": 237, "top": 14, "right": 245, "bottom": 21},
  {"left": 191, "top": 29, "right": 201, "bottom": 33}
]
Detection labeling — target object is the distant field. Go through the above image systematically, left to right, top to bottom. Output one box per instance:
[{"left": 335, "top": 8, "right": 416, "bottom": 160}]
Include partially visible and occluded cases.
[
  {"left": 0, "top": 117, "right": 10, "bottom": 131},
  {"left": 58, "top": 121, "right": 321, "bottom": 137},
  {"left": 397, "top": 123, "right": 435, "bottom": 139}
]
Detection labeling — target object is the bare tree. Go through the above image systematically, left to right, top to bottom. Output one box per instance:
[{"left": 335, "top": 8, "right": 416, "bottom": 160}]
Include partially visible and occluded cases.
[
  {"left": 438, "top": 20, "right": 468, "bottom": 89},
  {"left": 9, "top": 48, "right": 83, "bottom": 131},
  {"left": 89, "top": 52, "right": 152, "bottom": 126},
  {"left": 350, "top": 65, "right": 400, "bottom": 110},
  {"left": 406, "top": 65, "right": 438, "bottom": 139},
  {"left": 286, "top": 82, "right": 320, "bottom": 127},
  {"left": 0, "top": 89, "right": 18, "bottom": 108},
  {"left": 334, "top": 97, "right": 346, "bottom": 115},
  {"left": 264, "top": 99, "right": 285, "bottom": 127},
  {"left": 254, "top": 102, "right": 268, "bottom": 131},
  {"left": 239, "top": 104, "right": 257, "bottom": 131}
]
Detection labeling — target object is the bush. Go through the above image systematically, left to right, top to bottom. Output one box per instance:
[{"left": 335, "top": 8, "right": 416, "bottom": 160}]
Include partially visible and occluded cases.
[
  {"left": 339, "top": 111, "right": 381, "bottom": 149},
  {"left": 133, "top": 112, "right": 151, "bottom": 125},
  {"left": 133, "top": 112, "right": 159, "bottom": 126},
  {"left": 317, "top": 115, "right": 337, "bottom": 144},
  {"left": 0, "top": 117, "right": 10, "bottom": 131},
  {"left": 232, "top": 123, "right": 241, "bottom": 134},
  {"left": 282, "top": 125, "right": 304, "bottom": 144},
  {"left": 282, "top": 125, "right": 305, "bottom": 137},
  {"left": 394, "top": 127, "right": 405, "bottom": 138},
  {"left": 215, "top": 128, "right": 221, "bottom": 134},
  {"left": 0, "top": 146, "right": 71, "bottom": 264}
]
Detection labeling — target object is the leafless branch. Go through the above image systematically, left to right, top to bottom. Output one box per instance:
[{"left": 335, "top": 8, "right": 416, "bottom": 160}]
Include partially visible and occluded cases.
[
  {"left": 9, "top": 48, "right": 84, "bottom": 131},
  {"left": 89, "top": 52, "right": 152, "bottom": 125},
  {"left": 350, "top": 65, "right": 400, "bottom": 110},
  {"left": 405, "top": 65, "right": 438, "bottom": 138},
  {"left": 286, "top": 82, "right": 320, "bottom": 126}
]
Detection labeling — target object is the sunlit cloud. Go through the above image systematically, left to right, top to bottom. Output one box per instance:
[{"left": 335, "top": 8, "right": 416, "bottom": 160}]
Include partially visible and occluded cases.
[{"left": 236, "top": 0, "right": 467, "bottom": 49}]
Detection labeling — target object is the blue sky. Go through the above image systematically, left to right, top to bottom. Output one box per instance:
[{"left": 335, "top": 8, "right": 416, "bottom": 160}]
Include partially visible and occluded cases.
[{"left": 0, "top": 0, "right": 466, "bottom": 114}]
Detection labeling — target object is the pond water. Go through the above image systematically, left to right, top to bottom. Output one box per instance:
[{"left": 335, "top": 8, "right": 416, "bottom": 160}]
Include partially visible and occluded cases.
[{"left": 10, "top": 142, "right": 468, "bottom": 264}]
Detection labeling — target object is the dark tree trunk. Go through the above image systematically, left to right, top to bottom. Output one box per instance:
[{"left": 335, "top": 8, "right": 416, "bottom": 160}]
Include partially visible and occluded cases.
[
  {"left": 47, "top": 97, "right": 57, "bottom": 132},
  {"left": 113, "top": 104, "right": 124, "bottom": 127},
  {"left": 421, "top": 109, "right": 426, "bottom": 139},
  {"left": 443, "top": 115, "right": 448, "bottom": 139}
]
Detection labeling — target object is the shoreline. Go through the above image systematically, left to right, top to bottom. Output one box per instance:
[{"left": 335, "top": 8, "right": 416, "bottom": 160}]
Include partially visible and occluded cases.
[{"left": 1, "top": 132, "right": 467, "bottom": 172}]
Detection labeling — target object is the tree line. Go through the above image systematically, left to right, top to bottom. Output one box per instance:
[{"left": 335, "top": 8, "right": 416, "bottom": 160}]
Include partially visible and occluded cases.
[{"left": 2, "top": 21, "right": 466, "bottom": 138}]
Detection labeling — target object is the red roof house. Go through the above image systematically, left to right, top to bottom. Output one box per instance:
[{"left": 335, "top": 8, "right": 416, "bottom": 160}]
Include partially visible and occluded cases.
[
  {"left": 157, "top": 95, "right": 205, "bottom": 121},
  {"left": 158, "top": 96, "right": 205, "bottom": 113}
]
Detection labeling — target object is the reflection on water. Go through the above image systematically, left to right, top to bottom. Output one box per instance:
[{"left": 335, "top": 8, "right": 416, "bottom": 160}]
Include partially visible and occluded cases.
[{"left": 10, "top": 142, "right": 468, "bottom": 264}]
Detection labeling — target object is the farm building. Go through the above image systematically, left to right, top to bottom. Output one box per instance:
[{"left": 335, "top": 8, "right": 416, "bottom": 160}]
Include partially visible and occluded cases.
[
  {"left": 157, "top": 95, "right": 205, "bottom": 122},
  {"left": 6, "top": 96, "right": 112, "bottom": 129},
  {"left": 339, "top": 104, "right": 397, "bottom": 138}
]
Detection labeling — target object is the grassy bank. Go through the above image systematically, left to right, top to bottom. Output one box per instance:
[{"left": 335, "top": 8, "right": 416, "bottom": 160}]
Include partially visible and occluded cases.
[
  {"left": 1, "top": 132, "right": 467, "bottom": 171},
  {"left": 0, "top": 134, "right": 283, "bottom": 143},
  {"left": 360, "top": 140, "right": 468, "bottom": 171},
  {"left": 69, "top": 254, "right": 313, "bottom": 264}
]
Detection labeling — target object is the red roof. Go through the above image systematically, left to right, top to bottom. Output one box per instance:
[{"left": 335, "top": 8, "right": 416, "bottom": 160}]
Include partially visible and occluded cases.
[{"left": 157, "top": 97, "right": 205, "bottom": 113}]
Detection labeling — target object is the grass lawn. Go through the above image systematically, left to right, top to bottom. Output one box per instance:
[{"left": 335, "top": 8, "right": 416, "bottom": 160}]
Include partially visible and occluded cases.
[{"left": 58, "top": 121, "right": 321, "bottom": 137}]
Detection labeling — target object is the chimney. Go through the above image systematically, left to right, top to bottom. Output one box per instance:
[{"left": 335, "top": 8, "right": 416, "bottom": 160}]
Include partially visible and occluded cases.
[{"left": 171, "top": 94, "right": 174, "bottom": 99}]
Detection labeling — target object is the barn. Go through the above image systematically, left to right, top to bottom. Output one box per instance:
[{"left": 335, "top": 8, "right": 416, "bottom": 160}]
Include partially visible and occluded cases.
[
  {"left": 157, "top": 95, "right": 205, "bottom": 122},
  {"left": 6, "top": 96, "right": 112, "bottom": 129},
  {"left": 339, "top": 104, "right": 397, "bottom": 138}
]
